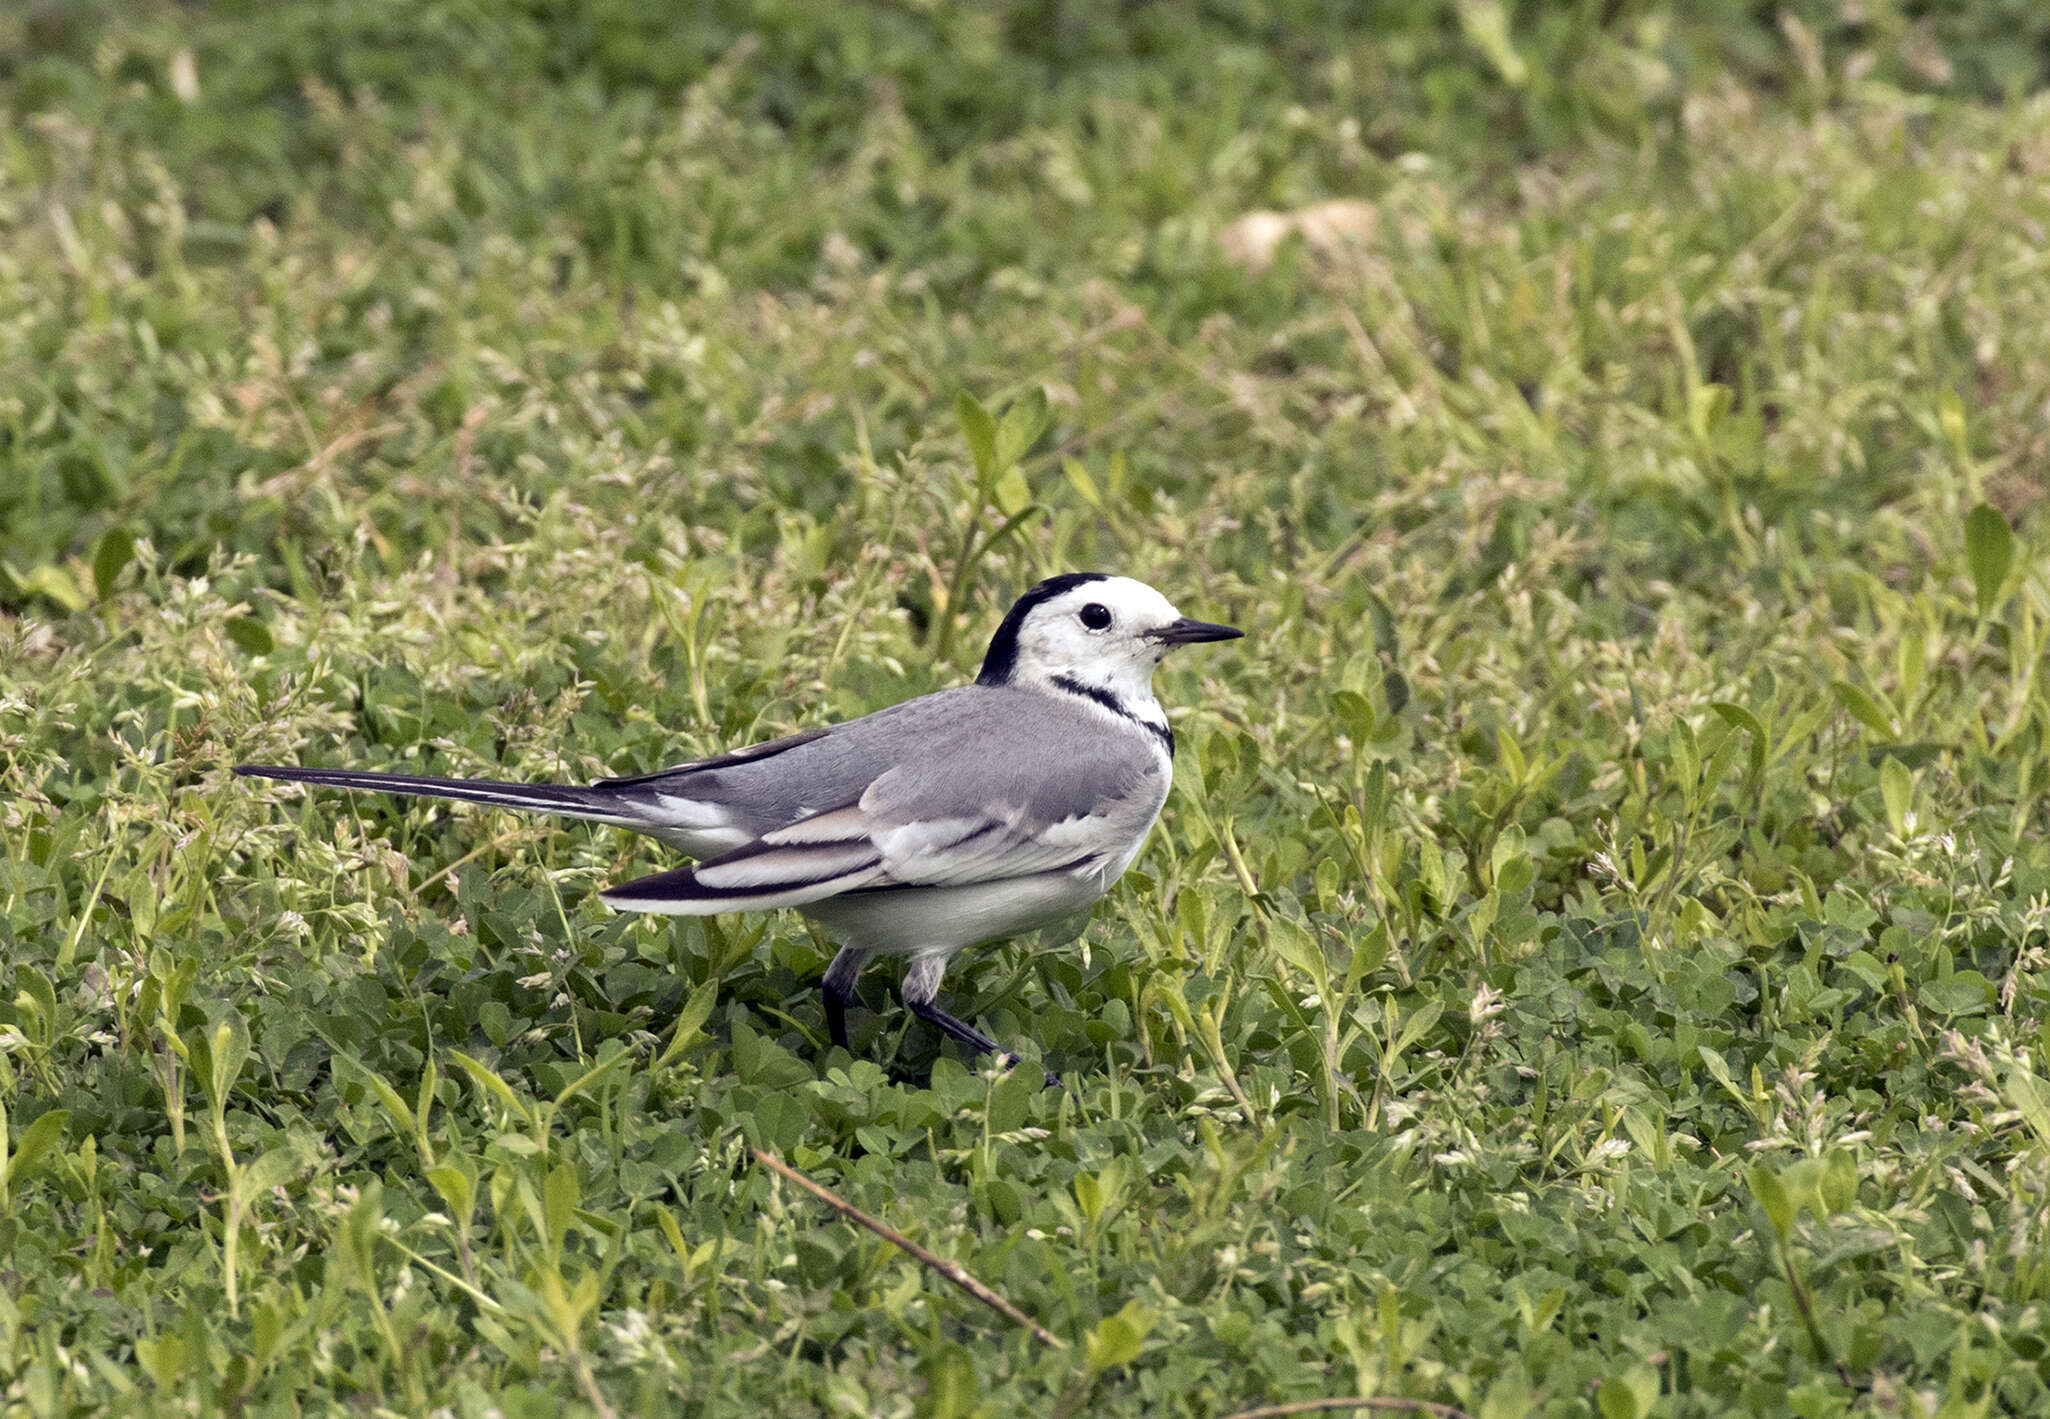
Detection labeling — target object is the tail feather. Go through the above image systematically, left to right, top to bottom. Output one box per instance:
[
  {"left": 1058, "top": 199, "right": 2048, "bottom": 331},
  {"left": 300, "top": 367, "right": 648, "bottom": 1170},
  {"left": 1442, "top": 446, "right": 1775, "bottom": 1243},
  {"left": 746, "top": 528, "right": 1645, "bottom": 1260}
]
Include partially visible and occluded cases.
[
  {"left": 233, "top": 764, "right": 651, "bottom": 828},
  {"left": 601, "top": 853, "right": 886, "bottom": 915}
]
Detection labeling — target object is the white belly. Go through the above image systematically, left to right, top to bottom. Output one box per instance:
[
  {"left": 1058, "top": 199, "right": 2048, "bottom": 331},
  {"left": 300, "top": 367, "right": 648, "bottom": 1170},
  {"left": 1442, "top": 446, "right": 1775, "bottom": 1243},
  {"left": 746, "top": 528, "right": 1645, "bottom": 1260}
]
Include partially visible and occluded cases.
[{"left": 801, "top": 871, "right": 1107, "bottom": 956}]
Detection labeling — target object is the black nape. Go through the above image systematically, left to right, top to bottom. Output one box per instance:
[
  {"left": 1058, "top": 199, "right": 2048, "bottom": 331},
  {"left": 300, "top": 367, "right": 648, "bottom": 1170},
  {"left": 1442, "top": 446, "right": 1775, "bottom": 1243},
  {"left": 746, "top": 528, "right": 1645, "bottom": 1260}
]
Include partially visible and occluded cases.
[{"left": 975, "top": 572, "right": 1111, "bottom": 685}]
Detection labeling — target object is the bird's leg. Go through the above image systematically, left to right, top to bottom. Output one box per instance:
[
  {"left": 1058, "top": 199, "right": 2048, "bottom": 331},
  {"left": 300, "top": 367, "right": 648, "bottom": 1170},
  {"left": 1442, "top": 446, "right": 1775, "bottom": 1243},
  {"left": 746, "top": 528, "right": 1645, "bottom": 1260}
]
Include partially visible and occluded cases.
[
  {"left": 822, "top": 946, "right": 869, "bottom": 1052},
  {"left": 902, "top": 953, "right": 1060, "bottom": 1088},
  {"left": 825, "top": 991, "right": 849, "bottom": 1051},
  {"left": 904, "top": 994, "right": 1011, "bottom": 1057}
]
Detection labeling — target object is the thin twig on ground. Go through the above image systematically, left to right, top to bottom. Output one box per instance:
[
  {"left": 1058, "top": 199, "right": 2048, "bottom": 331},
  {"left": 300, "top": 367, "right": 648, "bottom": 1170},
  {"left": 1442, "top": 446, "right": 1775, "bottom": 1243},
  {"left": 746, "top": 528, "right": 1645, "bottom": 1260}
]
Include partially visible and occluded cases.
[{"left": 747, "top": 1146, "right": 1066, "bottom": 1348}]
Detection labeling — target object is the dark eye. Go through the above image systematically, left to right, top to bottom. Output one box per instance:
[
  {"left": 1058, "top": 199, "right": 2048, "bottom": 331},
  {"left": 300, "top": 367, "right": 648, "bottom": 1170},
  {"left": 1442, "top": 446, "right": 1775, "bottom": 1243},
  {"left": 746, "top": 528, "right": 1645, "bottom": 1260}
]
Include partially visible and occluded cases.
[{"left": 1078, "top": 603, "right": 1112, "bottom": 631}]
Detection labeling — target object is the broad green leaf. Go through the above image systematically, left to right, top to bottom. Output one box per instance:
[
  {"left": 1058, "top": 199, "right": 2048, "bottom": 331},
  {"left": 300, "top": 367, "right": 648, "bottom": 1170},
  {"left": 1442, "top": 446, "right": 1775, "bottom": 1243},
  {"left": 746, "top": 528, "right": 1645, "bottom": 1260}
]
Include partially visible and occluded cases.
[
  {"left": 1456, "top": 0, "right": 1527, "bottom": 86},
  {"left": 1687, "top": 380, "right": 1731, "bottom": 444},
  {"left": 1936, "top": 386, "right": 1968, "bottom": 454},
  {"left": 993, "top": 387, "right": 1049, "bottom": 472},
  {"left": 954, "top": 391, "right": 997, "bottom": 482},
  {"left": 1061, "top": 456, "right": 1101, "bottom": 509},
  {"left": 993, "top": 466, "right": 1032, "bottom": 516},
  {"left": 1964, "top": 503, "right": 2014, "bottom": 617},
  {"left": 92, "top": 525, "right": 136, "bottom": 599},
  {"left": 9, "top": 561, "right": 89, "bottom": 612},
  {"left": 225, "top": 614, "right": 274, "bottom": 656},
  {"left": 1898, "top": 619, "right": 1928, "bottom": 704},
  {"left": 1381, "top": 666, "right": 1411, "bottom": 719},
  {"left": 1830, "top": 680, "right": 1895, "bottom": 739},
  {"left": 1331, "top": 689, "right": 1376, "bottom": 744},
  {"left": 1775, "top": 700, "right": 1832, "bottom": 760},
  {"left": 1711, "top": 701, "right": 1768, "bottom": 780},
  {"left": 1667, "top": 718, "right": 1698, "bottom": 795},
  {"left": 1495, "top": 726, "right": 1526, "bottom": 786},
  {"left": 1701, "top": 728, "right": 1743, "bottom": 800},
  {"left": 1878, "top": 755, "right": 1913, "bottom": 836},
  {"left": 1415, "top": 836, "right": 1449, "bottom": 912},
  {"left": 1315, "top": 855, "right": 1343, "bottom": 907},
  {"left": 121, "top": 866, "right": 158, "bottom": 946},
  {"left": 1465, "top": 889, "right": 1498, "bottom": 945},
  {"left": 1268, "top": 917, "right": 1328, "bottom": 986},
  {"left": 1344, "top": 918, "right": 1391, "bottom": 989},
  {"left": 1838, "top": 951, "right": 1889, "bottom": 993},
  {"left": 13, "top": 965, "right": 56, "bottom": 1039},
  {"left": 1917, "top": 973, "right": 1996, "bottom": 1017},
  {"left": 1150, "top": 975, "right": 1195, "bottom": 1034},
  {"left": 654, "top": 979, "right": 719, "bottom": 1071},
  {"left": 1390, "top": 998, "right": 1445, "bottom": 1062},
  {"left": 202, "top": 1013, "right": 251, "bottom": 1116},
  {"left": 1697, "top": 1047, "right": 1738, "bottom": 1099},
  {"left": 551, "top": 1048, "right": 629, "bottom": 1109},
  {"left": 451, "top": 1051, "right": 532, "bottom": 1122},
  {"left": 341, "top": 1057, "right": 416, "bottom": 1139},
  {"left": 415, "top": 1057, "right": 439, "bottom": 1138},
  {"left": 2001, "top": 1066, "right": 2050, "bottom": 1150},
  {"left": 1618, "top": 1106, "right": 1670, "bottom": 1171},
  {"left": 4, "top": 1109, "right": 70, "bottom": 1187},
  {"left": 236, "top": 1147, "right": 302, "bottom": 1200},
  {"left": 1819, "top": 1148, "right": 1857, "bottom": 1215},
  {"left": 1779, "top": 1156, "right": 1823, "bottom": 1218},
  {"left": 427, "top": 1163, "right": 477, "bottom": 1221},
  {"left": 1748, "top": 1163, "right": 1793, "bottom": 1239},
  {"left": 543, "top": 1164, "right": 579, "bottom": 1249},
  {"left": 1073, "top": 1170, "right": 1103, "bottom": 1223},
  {"left": 336, "top": 1180, "right": 387, "bottom": 1288},
  {"left": 650, "top": 1206, "right": 691, "bottom": 1268},
  {"left": 536, "top": 1264, "right": 599, "bottom": 1339},
  {"left": 1084, "top": 1301, "right": 1157, "bottom": 1373},
  {"left": 133, "top": 1334, "right": 185, "bottom": 1390},
  {"left": 921, "top": 1342, "right": 978, "bottom": 1419},
  {"left": 1480, "top": 1361, "right": 1535, "bottom": 1419},
  {"left": 1597, "top": 1365, "right": 1660, "bottom": 1419},
  {"left": 1596, "top": 1376, "right": 1641, "bottom": 1419}
]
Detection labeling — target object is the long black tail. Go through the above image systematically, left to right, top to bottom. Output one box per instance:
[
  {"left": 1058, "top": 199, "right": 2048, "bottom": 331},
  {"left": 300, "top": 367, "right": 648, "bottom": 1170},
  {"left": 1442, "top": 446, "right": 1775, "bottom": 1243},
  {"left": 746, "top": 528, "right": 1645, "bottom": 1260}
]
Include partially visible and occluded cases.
[{"left": 233, "top": 764, "right": 653, "bottom": 828}]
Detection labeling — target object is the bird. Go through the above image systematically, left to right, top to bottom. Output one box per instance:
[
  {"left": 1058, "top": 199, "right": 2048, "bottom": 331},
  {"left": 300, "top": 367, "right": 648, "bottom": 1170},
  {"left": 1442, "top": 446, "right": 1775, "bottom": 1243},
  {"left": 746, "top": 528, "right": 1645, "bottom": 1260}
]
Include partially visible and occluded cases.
[{"left": 236, "top": 573, "right": 1241, "bottom": 1076}]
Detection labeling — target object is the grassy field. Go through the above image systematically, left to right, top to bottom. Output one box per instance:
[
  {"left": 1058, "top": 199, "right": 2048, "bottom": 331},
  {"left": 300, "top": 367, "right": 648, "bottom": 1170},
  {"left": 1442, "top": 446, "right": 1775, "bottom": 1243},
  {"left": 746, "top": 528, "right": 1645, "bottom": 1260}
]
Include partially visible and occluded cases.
[{"left": 5, "top": 2, "right": 2050, "bottom": 1415}]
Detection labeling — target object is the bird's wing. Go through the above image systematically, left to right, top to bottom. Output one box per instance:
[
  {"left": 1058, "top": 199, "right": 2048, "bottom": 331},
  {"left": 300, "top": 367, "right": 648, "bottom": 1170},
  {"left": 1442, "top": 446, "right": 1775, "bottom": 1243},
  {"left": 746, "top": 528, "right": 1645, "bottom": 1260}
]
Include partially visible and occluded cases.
[
  {"left": 589, "top": 693, "right": 991, "bottom": 844},
  {"left": 599, "top": 704, "right": 1166, "bottom": 916},
  {"left": 596, "top": 799, "right": 1125, "bottom": 915}
]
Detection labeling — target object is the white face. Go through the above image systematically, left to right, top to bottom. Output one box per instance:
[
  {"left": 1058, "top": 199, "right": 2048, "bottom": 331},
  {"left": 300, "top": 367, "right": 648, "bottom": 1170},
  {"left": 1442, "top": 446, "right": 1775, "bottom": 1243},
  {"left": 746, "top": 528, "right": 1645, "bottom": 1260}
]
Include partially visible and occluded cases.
[
  {"left": 976, "top": 573, "right": 1242, "bottom": 702},
  {"left": 1010, "top": 577, "right": 1192, "bottom": 693}
]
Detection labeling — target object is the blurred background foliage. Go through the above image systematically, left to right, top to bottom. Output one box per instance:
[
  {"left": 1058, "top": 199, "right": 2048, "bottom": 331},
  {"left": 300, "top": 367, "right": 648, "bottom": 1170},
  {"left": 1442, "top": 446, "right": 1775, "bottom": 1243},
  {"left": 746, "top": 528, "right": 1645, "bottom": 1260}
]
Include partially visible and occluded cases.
[{"left": 5, "top": 0, "right": 2049, "bottom": 599}]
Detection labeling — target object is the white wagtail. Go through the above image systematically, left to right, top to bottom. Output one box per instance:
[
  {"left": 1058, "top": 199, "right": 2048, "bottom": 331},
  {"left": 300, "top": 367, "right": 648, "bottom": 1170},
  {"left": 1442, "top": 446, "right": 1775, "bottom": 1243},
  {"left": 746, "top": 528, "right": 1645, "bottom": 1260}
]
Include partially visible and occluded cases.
[{"left": 237, "top": 573, "right": 1241, "bottom": 1072}]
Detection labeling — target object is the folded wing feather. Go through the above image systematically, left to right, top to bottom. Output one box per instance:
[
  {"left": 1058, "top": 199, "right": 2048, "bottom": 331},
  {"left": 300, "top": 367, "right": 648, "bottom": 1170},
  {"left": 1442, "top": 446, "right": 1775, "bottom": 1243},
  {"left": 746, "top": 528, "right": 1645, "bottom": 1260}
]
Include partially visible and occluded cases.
[
  {"left": 598, "top": 686, "right": 1167, "bottom": 916},
  {"left": 600, "top": 792, "right": 1132, "bottom": 915}
]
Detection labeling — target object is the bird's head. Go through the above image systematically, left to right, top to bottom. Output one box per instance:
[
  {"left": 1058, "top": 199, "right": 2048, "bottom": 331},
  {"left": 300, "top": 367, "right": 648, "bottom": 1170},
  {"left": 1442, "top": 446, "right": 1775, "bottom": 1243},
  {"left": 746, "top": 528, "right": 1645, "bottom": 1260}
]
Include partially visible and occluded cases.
[{"left": 975, "top": 573, "right": 1242, "bottom": 699}]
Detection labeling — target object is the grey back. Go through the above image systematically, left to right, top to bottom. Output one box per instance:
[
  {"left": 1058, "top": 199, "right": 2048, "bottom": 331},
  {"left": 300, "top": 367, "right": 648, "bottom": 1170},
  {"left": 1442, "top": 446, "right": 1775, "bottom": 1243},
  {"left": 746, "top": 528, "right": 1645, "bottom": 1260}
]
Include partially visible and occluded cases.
[{"left": 604, "top": 685, "right": 1163, "bottom": 839}]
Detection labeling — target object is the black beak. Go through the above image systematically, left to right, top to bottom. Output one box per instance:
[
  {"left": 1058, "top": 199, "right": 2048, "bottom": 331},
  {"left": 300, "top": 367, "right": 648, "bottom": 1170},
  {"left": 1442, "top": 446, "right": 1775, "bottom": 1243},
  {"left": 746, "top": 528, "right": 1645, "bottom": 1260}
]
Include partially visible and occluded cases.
[{"left": 1150, "top": 617, "right": 1244, "bottom": 645}]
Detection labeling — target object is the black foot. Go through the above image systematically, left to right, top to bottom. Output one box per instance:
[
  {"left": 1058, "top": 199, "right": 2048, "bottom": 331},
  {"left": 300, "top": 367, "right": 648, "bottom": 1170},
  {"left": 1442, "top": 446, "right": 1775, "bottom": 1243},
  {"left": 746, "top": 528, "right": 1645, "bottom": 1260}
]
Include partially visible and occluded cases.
[
  {"left": 905, "top": 993, "right": 1006, "bottom": 1055},
  {"left": 905, "top": 995, "right": 1058, "bottom": 1088}
]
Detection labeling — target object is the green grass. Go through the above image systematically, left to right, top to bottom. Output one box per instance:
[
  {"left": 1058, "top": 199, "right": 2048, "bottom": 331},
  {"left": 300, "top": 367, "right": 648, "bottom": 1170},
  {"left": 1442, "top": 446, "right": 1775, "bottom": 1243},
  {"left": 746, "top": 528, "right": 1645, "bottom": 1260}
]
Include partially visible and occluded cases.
[{"left": 5, "top": 2, "right": 2050, "bottom": 1415}]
